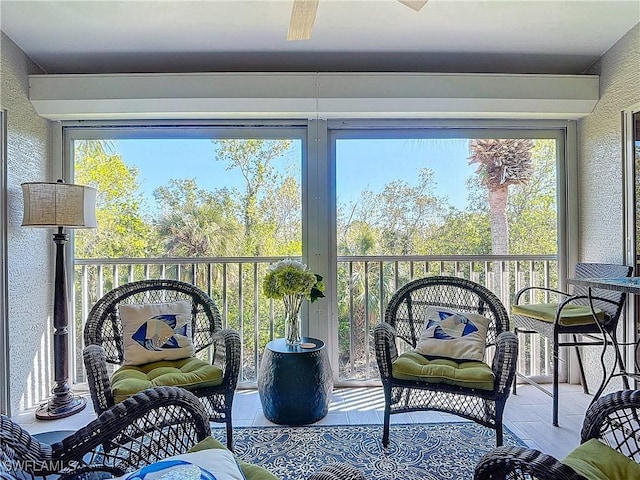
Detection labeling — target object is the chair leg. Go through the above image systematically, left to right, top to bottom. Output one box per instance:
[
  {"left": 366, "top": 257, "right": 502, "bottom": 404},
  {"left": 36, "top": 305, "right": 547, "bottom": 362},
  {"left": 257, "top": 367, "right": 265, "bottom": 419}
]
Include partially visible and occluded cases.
[
  {"left": 512, "top": 327, "right": 518, "bottom": 396},
  {"left": 553, "top": 333, "right": 559, "bottom": 427},
  {"left": 573, "top": 334, "right": 590, "bottom": 395},
  {"left": 610, "top": 334, "right": 631, "bottom": 391},
  {"left": 382, "top": 385, "right": 391, "bottom": 448},
  {"left": 225, "top": 394, "right": 234, "bottom": 451},
  {"left": 225, "top": 420, "right": 233, "bottom": 451},
  {"left": 496, "top": 421, "right": 504, "bottom": 447}
]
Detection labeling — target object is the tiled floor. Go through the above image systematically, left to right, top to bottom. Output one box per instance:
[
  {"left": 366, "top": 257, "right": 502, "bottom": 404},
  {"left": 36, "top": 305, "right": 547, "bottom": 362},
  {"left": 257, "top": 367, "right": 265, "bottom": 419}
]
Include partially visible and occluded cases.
[{"left": 15, "top": 383, "right": 592, "bottom": 461}]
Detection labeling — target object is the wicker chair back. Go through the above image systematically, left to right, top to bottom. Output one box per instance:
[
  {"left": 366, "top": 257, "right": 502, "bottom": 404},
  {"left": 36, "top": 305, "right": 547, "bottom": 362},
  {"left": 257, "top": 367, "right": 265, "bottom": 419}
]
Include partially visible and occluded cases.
[
  {"left": 566, "top": 262, "right": 632, "bottom": 331},
  {"left": 384, "top": 275, "right": 510, "bottom": 351},
  {"left": 83, "top": 279, "right": 222, "bottom": 364}
]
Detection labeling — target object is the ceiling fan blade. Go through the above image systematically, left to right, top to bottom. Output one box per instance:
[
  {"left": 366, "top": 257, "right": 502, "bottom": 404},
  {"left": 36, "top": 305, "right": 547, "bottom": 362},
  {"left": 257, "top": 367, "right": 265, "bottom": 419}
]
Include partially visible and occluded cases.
[
  {"left": 287, "top": 0, "right": 319, "bottom": 41},
  {"left": 398, "top": 0, "right": 428, "bottom": 12}
]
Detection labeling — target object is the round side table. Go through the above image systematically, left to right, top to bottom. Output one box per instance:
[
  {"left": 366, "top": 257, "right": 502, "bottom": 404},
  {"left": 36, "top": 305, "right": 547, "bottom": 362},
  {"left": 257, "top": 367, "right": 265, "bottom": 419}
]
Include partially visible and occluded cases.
[{"left": 257, "top": 337, "right": 333, "bottom": 425}]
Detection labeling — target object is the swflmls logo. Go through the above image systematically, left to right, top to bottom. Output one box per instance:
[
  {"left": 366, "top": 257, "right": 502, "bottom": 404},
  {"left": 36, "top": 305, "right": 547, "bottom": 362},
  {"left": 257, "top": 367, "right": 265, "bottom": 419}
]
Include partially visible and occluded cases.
[{"left": 1, "top": 458, "right": 68, "bottom": 473}]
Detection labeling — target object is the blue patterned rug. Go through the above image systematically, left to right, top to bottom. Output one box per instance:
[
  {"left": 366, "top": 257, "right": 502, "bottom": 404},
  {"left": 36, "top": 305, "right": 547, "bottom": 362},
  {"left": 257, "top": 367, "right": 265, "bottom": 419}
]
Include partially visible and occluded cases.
[{"left": 214, "top": 423, "right": 526, "bottom": 480}]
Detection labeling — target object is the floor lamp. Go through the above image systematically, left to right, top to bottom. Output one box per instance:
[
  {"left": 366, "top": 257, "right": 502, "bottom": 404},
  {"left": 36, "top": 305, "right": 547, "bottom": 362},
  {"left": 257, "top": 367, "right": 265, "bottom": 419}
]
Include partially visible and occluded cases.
[{"left": 21, "top": 179, "right": 97, "bottom": 420}]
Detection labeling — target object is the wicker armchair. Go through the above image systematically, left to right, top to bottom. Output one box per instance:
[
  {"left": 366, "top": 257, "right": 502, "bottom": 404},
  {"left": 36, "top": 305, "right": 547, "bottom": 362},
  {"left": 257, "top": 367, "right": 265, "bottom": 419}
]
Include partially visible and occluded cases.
[
  {"left": 512, "top": 262, "right": 632, "bottom": 426},
  {"left": 374, "top": 276, "right": 518, "bottom": 447},
  {"left": 83, "top": 279, "right": 240, "bottom": 450},
  {"left": 0, "top": 387, "right": 211, "bottom": 479},
  {"left": 1, "top": 387, "right": 365, "bottom": 480},
  {"left": 474, "top": 389, "right": 640, "bottom": 479}
]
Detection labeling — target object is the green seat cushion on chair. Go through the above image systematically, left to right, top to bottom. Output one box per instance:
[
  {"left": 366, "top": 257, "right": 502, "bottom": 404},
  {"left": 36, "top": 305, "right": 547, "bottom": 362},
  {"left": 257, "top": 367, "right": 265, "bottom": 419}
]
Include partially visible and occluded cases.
[
  {"left": 512, "top": 303, "right": 605, "bottom": 327},
  {"left": 391, "top": 351, "right": 495, "bottom": 390},
  {"left": 111, "top": 357, "right": 223, "bottom": 403},
  {"left": 190, "top": 436, "right": 280, "bottom": 480},
  {"left": 562, "top": 438, "right": 640, "bottom": 480}
]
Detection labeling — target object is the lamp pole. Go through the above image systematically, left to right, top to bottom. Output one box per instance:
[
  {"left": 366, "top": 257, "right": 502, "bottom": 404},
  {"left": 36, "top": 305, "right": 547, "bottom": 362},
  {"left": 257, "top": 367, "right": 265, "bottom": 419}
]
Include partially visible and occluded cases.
[{"left": 36, "top": 226, "right": 86, "bottom": 419}]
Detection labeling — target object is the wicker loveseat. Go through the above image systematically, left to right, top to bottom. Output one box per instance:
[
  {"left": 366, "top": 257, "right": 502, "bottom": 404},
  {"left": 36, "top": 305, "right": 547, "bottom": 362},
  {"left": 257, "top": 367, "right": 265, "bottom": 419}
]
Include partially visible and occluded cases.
[{"left": 0, "top": 387, "right": 364, "bottom": 480}]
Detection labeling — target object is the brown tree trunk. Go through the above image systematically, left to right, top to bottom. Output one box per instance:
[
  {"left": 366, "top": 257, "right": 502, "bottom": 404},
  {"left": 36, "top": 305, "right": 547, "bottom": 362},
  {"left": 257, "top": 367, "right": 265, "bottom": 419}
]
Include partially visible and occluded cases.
[{"left": 488, "top": 184, "right": 509, "bottom": 255}]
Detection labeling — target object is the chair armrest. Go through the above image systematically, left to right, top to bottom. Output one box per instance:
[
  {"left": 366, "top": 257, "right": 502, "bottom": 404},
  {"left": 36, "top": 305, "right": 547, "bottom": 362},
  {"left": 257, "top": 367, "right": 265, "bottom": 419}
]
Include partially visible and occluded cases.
[
  {"left": 514, "top": 286, "right": 570, "bottom": 304},
  {"left": 374, "top": 322, "right": 398, "bottom": 381},
  {"left": 213, "top": 328, "right": 241, "bottom": 392},
  {"left": 491, "top": 332, "right": 518, "bottom": 398},
  {"left": 83, "top": 344, "right": 115, "bottom": 415},
  {"left": 53, "top": 387, "right": 211, "bottom": 474},
  {"left": 581, "top": 389, "right": 640, "bottom": 459},
  {"left": 0, "top": 415, "right": 54, "bottom": 476},
  {"left": 474, "top": 446, "right": 586, "bottom": 480},
  {"left": 307, "top": 463, "right": 366, "bottom": 480}
]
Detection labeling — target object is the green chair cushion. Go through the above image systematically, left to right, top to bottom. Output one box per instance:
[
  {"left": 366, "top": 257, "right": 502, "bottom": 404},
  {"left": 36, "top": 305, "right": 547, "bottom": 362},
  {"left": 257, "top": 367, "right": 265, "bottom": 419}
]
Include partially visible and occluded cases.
[
  {"left": 512, "top": 303, "right": 605, "bottom": 327},
  {"left": 391, "top": 351, "right": 495, "bottom": 390},
  {"left": 111, "top": 357, "right": 223, "bottom": 403},
  {"left": 190, "top": 436, "right": 280, "bottom": 480},
  {"left": 562, "top": 438, "right": 640, "bottom": 480}
]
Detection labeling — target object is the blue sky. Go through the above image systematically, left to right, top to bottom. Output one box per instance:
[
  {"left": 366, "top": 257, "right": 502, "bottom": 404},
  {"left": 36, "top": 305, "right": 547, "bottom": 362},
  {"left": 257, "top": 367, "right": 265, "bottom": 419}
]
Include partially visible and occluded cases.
[{"left": 116, "top": 137, "right": 476, "bottom": 212}]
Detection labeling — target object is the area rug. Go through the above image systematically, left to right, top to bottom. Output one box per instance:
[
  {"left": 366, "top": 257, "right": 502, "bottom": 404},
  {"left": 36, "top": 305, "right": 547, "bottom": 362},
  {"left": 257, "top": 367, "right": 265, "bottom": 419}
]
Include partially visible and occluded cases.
[{"left": 213, "top": 423, "right": 526, "bottom": 480}]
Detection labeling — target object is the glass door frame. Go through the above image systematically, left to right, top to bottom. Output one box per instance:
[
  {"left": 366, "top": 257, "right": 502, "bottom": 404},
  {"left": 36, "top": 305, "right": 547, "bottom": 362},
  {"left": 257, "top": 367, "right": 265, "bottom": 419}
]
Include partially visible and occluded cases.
[
  {"left": 623, "top": 103, "right": 640, "bottom": 384},
  {"left": 0, "top": 109, "right": 9, "bottom": 415},
  {"left": 61, "top": 118, "right": 577, "bottom": 387}
]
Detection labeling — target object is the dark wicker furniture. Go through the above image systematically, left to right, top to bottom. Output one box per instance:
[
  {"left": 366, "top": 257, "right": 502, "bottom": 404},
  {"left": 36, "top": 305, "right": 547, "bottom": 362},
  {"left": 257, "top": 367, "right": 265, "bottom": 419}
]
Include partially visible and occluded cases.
[
  {"left": 512, "top": 262, "right": 632, "bottom": 426},
  {"left": 374, "top": 276, "right": 518, "bottom": 447},
  {"left": 83, "top": 279, "right": 240, "bottom": 449},
  {"left": 0, "top": 386, "right": 366, "bottom": 480},
  {"left": 1, "top": 387, "right": 211, "bottom": 479},
  {"left": 474, "top": 389, "right": 640, "bottom": 479}
]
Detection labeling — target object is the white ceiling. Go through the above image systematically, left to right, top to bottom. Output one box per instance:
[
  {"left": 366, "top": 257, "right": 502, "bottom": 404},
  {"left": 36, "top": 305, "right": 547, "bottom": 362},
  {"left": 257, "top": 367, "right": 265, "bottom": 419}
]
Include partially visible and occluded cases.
[{"left": 1, "top": 0, "right": 639, "bottom": 75}]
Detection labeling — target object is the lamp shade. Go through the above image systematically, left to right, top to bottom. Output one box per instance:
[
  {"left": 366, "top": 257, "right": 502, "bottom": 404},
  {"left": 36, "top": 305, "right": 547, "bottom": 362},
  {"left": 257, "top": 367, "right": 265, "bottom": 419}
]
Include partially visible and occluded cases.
[{"left": 21, "top": 181, "right": 97, "bottom": 228}]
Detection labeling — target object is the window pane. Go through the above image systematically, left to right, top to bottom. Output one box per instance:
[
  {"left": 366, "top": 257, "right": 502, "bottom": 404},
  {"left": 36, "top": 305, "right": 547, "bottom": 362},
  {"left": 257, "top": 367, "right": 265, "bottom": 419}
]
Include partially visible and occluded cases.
[
  {"left": 72, "top": 134, "right": 303, "bottom": 383},
  {"left": 335, "top": 135, "right": 558, "bottom": 380},
  {"left": 74, "top": 137, "right": 302, "bottom": 259},
  {"left": 336, "top": 137, "right": 557, "bottom": 256}
]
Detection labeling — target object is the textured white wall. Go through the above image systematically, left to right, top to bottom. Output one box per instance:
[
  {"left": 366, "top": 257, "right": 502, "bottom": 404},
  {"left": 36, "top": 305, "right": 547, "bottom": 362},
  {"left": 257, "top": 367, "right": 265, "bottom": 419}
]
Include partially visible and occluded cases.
[
  {"left": 577, "top": 23, "right": 640, "bottom": 392},
  {"left": 579, "top": 24, "right": 640, "bottom": 263},
  {"left": 1, "top": 32, "right": 55, "bottom": 415}
]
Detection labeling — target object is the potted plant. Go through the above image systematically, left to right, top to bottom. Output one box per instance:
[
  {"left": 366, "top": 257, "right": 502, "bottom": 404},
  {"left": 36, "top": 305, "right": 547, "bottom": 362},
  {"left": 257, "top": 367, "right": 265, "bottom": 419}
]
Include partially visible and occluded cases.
[{"left": 262, "top": 259, "right": 325, "bottom": 346}]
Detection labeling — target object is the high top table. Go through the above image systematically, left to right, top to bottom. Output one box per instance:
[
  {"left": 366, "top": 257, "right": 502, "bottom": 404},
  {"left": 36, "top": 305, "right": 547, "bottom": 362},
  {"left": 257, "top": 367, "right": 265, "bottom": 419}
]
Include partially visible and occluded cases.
[{"left": 567, "top": 276, "right": 640, "bottom": 401}]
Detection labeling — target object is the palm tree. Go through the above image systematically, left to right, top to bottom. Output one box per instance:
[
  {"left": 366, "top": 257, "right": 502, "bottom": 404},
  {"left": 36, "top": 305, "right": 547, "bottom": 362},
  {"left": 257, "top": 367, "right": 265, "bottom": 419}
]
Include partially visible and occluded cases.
[
  {"left": 469, "top": 138, "right": 534, "bottom": 255},
  {"left": 157, "top": 203, "right": 240, "bottom": 258}
]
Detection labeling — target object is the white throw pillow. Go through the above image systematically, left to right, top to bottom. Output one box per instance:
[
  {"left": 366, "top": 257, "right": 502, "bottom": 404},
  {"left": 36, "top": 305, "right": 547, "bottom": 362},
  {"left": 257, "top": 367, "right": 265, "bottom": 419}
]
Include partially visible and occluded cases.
[
  {"left": 120, "top": 300, "right": 194, "bottom": 366},
  {"left": 413, "top": 306, "right": 490, "bottom": 362},
  {"left": 113, "top": 449, "right": 246, "bottom": 480}
]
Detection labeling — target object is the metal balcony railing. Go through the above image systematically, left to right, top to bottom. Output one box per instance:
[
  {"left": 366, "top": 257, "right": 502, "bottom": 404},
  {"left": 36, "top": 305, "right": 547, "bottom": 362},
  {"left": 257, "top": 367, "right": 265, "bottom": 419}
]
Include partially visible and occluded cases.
[{"left": 73, "top": 254, "right": 558, "bottom": 386}]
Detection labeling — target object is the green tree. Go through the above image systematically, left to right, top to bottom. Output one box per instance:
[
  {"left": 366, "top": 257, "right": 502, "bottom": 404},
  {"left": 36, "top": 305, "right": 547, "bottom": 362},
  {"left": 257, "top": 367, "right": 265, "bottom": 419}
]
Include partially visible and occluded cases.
[
  {"left": 215, "top": 139, "right": 292, "bottom": 255},
  {"left": 508, "top": 139, "right": 557, "bottom": 254},
  {"left": 74, "top": 140, "right": 159, "bottom": 258},
  {"left": 338, "top": 168, "right": 448, "bottom": 255},
  {"left": 260, "top": 175, "right": 302, "bottom": 256},
  {"left": 153, "top": 179, "right": 242, "bottom": 257}
]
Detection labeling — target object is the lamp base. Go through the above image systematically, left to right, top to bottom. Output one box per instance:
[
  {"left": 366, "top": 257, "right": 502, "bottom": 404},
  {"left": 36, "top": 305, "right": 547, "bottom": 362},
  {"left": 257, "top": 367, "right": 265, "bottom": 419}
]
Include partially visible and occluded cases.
[{"left": 35, "top": 394, "right": 86, "bottom": 420}]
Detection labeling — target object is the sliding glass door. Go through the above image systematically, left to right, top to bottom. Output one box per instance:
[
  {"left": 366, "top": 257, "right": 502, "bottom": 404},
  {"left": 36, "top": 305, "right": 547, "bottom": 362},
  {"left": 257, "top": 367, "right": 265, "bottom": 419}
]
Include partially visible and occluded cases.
[
  {"left": 67, "top": 124, "right": 306, "bottom": 384},
  {"left": 331, "top": 127, "right": 564, "bottom": 383}
]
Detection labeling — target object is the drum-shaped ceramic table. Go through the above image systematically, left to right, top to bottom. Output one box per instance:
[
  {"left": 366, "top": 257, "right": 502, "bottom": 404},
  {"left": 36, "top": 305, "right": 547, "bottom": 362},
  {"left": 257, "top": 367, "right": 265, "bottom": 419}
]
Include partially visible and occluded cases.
[{"left": 257, "top": 337, "right": 333, "bottom": 425}]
